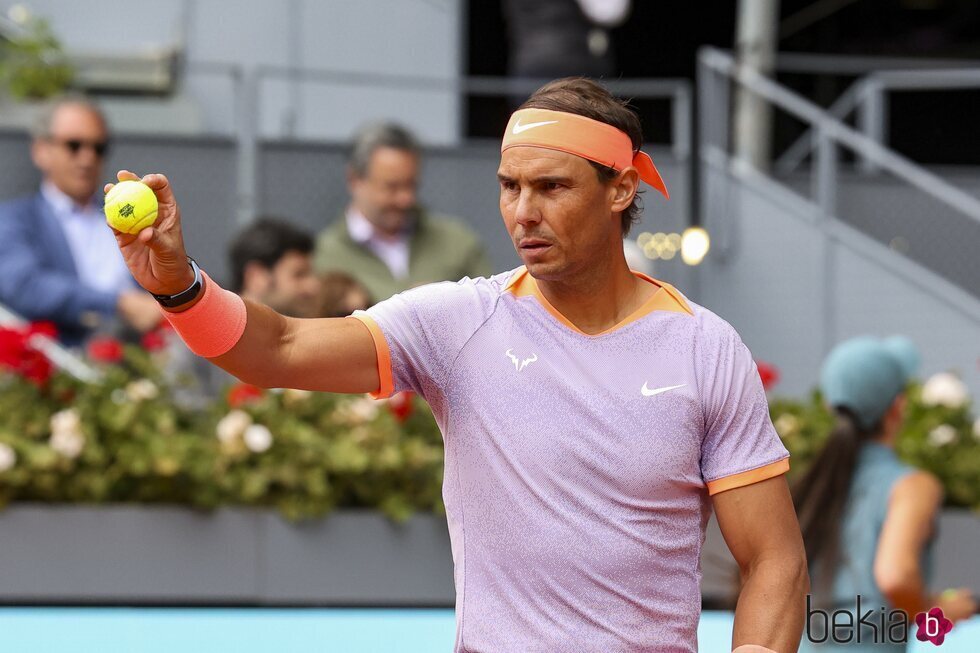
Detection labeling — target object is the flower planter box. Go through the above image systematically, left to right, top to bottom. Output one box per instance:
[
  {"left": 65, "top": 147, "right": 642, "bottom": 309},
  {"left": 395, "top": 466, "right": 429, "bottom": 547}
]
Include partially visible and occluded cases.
[
  {"left": 0, "top": 506, "right": 974, "bottom": 606},
  {"left": 0, "top": 506, "right": 455, "bottom": 606}
]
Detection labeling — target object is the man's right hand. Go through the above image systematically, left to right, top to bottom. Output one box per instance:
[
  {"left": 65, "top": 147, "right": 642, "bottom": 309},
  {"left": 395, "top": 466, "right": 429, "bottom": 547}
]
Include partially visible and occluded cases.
[{"left": 106, "top": 171, "right": 194, "bottom": 296}]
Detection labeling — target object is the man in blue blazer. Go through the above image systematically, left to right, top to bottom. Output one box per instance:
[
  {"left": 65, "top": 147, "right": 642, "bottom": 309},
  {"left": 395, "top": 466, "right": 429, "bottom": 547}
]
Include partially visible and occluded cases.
[{"left": 0, "top": 97, "right": 160, "bottom": 347}]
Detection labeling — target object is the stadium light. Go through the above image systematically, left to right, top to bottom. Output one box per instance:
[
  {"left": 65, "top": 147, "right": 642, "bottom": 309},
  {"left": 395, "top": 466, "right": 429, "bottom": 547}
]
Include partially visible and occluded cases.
[{"left": 681, "top": 227, "right": 710, "bottom": 266}]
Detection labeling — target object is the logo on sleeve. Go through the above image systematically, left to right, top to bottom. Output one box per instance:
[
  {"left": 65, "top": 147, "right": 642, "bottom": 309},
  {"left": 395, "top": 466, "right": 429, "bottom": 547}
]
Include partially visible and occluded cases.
[{"left": 506, "top": 349, "right": 538, "bottom": 372}]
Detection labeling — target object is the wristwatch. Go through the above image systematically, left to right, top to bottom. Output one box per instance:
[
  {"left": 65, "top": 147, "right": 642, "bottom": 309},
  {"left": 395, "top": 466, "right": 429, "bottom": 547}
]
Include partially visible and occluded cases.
[{"left": 152, "top": 257, "right": 203, "bottom": 308}]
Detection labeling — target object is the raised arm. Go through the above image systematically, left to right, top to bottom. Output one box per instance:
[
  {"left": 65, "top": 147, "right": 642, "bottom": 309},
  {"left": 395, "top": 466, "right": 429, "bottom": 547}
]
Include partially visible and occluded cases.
[
  {"left": 109, "top": 170, "right": 380, "bottom": 394},
  {"left": 210, "top": 303, "right": 379, "bottom": 392},
  {"left": 713, "top": 475, "right": 810, "bottom": 653}
]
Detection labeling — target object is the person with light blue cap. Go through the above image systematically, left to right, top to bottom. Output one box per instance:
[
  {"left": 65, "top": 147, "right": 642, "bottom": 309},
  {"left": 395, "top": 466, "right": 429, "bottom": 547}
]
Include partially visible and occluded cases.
[{"left": 794, "top": 336, "right": 976, "bottom": 651}]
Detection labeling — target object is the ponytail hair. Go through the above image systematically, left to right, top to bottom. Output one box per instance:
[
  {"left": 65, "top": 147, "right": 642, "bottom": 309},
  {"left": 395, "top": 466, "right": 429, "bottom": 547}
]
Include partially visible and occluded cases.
[{"left": 791, "top": 407, "right": 881, "bottom": 598}]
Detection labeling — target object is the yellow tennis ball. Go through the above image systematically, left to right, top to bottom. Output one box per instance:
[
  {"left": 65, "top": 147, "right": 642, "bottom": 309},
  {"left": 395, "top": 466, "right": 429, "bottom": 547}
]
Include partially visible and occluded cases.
[{"left": 104, "top": 180, "right": 158, "bottom": 234}]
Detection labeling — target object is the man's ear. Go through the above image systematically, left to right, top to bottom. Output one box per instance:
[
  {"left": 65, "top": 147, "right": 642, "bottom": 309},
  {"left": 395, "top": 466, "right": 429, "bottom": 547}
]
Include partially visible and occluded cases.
[
  {"left": 31, "top": 139, "right": 49, "bottom": 173},
  {"left": 346, "top": 166, "right": 363, "bottom": 194},
  {"left": 610, "top": 167, "right": 640, "bottom": 213},
  {"left": 242, "top": 261, "right": 271, "bottom": 295}
]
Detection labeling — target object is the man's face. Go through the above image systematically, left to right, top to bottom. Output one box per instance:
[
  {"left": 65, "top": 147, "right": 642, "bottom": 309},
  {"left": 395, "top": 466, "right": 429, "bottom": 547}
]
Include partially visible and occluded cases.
[
  {"left": 32, "top": 104, "right": 108, "bottom": 204},
  {"left": 348, "top": 147, "right": 419, "bottom": 237},
  {"left": 498, "top": 147, "right": 623, "bottom": 280},
  {"left": 250, "top": 251, "right": 321, "bottom": 318}
]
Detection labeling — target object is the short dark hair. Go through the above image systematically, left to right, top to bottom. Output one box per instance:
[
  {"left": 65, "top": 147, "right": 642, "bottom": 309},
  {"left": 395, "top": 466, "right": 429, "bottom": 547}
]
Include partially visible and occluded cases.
[
  {"left": 518, "top": 77, "right": 644, "bottom": 236},
  {"left": 348, "top": 122, "right": 420, "bottom": 178},
  {"left": 228, "top": 217, "right": 314, "bottom": 293}
]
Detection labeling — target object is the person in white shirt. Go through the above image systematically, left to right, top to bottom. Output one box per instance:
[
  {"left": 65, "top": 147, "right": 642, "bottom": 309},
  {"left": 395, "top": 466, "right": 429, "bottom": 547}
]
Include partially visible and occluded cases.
[{"left": 0, "top": 97, "right": 160, "bottom": 345}]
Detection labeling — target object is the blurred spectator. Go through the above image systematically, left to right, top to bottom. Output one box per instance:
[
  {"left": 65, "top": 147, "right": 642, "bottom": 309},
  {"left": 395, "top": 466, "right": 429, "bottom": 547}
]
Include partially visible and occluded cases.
[
  {"left": 504, "top": 0, "right": 631, "bottom": 84},
  {"left": 0, "top": 96, "right": 161, "bottom": 346},
  {"left": 314, "top": 122, "right": 491, "bottom": 302},
  {"left": 164, "top": 217, "right": 319, "bottom": 406},
  {"left": 229, "top": 217, "right": 321, "bottom": 319},
  {"left": 318, "top": 271, "right": 372, "bottom": 319},
  {"left": 793, "top": 336, "right": 976, "bottom": 650}
]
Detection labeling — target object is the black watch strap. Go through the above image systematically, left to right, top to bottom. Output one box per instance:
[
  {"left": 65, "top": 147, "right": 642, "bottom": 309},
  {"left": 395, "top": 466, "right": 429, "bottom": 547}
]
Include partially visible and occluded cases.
[{"left": 153, "top": 257, "right": 203, "bottom": 308}]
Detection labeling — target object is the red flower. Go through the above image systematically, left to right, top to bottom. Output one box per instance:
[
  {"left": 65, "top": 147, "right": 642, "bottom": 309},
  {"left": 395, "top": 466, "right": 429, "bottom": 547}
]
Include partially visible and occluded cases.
[
  {"left": 26, "top": 321, "right": 58, "bottom": 339},
  {"left": 0, "top": 324, "right": 54, "bottom": 386},
  {"left": 0, "top": 326, "right": 25, "bottom": 369},
  {"left": 140, "top": 329, "right": 168, "bottom": 352},
  {"left": 87, "top": 336, "right": 124, "bottom": 364},
  {"left": 19, "top": 350, "right": 53, "bottom": 385},
  {"left": 757, "top": 361, "right": 780, "bottom": 391},
  {"left": 228, "top": 383, "right": 264, "bottom": 407},
  {"left": 388, "top": 391, "right": 415, "bottom": 423}
]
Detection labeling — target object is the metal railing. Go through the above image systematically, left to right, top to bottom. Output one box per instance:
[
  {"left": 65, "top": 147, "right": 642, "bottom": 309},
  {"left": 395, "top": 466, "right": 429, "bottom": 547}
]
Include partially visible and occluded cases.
[
  {"left": 697, "top": 47, "right": 980, "bottom": 350},
  {"left": 699, "top": 47, "right": 980, "bottom": 230},
  {"left": 776, "top": 67, "right": 980, "bottom": 174}
]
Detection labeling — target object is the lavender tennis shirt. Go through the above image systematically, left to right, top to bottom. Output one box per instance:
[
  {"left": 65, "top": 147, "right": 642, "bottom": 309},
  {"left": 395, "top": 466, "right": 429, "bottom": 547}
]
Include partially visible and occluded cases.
[{"left": 352, "top": 266, "right": 789, "bottom": 653}]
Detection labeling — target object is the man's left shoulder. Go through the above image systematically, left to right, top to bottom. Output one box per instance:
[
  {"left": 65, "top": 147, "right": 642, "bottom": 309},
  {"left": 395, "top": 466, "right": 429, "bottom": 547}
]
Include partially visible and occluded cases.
[{"left": 680, "top": 299, "right": 750, "bottom": 351}]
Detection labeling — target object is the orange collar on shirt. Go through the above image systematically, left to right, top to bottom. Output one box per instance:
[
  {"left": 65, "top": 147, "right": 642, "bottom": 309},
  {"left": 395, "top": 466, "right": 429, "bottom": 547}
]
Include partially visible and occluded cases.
[{"left": 501, "top": 108, "right": 669, "bottom": 199}]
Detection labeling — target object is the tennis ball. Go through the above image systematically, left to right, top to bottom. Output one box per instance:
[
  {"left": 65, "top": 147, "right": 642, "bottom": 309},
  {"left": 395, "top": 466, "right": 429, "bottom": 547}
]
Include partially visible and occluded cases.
[{"left": 104, "top": 180, "right": 158, "bottom": 234}]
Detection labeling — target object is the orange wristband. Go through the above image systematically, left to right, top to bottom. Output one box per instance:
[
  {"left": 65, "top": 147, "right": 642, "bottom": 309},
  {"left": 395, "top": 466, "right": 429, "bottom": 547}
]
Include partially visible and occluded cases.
[
  {"left": 161, "top": 271, "right": 247, "bottom": 358},
  {"left": 732, "top": 646, "right": 779, "bottom": 653}
]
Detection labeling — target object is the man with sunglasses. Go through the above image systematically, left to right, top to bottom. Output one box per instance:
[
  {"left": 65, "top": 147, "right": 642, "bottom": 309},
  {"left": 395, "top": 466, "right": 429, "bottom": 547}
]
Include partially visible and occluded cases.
[{"left": 0, "top": 97, "right": 161, "bottom": 346}]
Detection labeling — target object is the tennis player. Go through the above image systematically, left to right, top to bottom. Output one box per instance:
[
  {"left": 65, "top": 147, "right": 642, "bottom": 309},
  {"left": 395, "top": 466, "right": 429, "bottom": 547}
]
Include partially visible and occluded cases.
[{"left": 110, "top": 78, "right": 808, "bottom": 652}]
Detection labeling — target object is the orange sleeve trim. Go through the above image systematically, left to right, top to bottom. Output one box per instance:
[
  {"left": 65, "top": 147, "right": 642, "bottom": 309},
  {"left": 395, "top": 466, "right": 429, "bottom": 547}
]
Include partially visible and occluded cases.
[
  {"left": 349, "top": 314, "right": 394, "bottom": 400},
  {"left": 706, "top": 458, "right": 790, "bottom": 496}
]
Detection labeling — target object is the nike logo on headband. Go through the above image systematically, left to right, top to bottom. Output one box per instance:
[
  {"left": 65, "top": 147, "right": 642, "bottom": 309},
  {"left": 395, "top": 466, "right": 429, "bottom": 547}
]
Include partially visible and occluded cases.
[{"left": 512, "top": 118, "right": 558, "bottom": 134}]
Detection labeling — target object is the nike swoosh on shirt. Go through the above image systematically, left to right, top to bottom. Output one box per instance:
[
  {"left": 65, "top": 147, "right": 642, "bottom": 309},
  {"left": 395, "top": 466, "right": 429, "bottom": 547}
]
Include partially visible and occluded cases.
[
  {"left": 512, "top": 119, "right": 558, "bottom": 134},
  {"left": 641, "top": 382, "right": 687, "bottom": 397}
]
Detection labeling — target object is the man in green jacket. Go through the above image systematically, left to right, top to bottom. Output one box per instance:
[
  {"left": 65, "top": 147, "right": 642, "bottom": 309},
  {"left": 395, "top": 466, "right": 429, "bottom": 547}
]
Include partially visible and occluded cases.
[{"left": 314, "top": 122, "right": 491, "bottom": 303}]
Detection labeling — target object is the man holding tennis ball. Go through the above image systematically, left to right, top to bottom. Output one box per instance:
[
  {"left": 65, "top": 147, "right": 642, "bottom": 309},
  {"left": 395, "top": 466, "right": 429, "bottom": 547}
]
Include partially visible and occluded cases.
[{"left": 110, "top": 79, "right": 807, "bottom": 653}]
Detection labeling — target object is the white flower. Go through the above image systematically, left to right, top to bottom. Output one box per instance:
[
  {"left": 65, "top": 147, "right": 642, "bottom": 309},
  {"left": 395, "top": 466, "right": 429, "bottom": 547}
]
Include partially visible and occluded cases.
[
  {"left": 7, "top": 5, "right": 31, "bottom": 25},
  {"left": 921, "top": 373, "right": 969, "bottom": 409},
  {"left": 125, "top": 379, "right": 159, "bottom": 402},
  {"left": 349, "top": 397, "right": 379, "bottom": 422},
  {"left": 50, "top": 408, "right": 84, "bottom": 457},
  {"left": 50, "top": 409, "right": 82, "bottom": 436},
  {"left": 216, "top": 410, "right": 252, "bottom": 444},
  {"left": 773, "top": 413, "right": 800, "bottom": 438},
  {"left": 973, "top": 418, "right": 980, "bottom": 443},
  {"left": 243, "top": 424, "right": 273, "bottom": 453},
  {"left": 927, "top": 424, "right": 958, "bottom": 448},
  {"left": 50, "top": 429, "right": 85, "bottom": 459},
  {"left": 0, "top": 443, "right": 16, "bottom": 472}
]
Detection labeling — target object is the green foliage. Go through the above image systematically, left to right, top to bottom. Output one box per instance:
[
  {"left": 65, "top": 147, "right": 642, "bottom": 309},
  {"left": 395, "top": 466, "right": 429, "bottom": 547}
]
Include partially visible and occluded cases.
[
  {"left": 0, "top": 13, "right": 74, "bottom": 99},
  {"left": 0, "top": 344, "right": 444, "bottom": 521},
  {"left": 771, "top": 386, "right": 980, "bottom": 510}
]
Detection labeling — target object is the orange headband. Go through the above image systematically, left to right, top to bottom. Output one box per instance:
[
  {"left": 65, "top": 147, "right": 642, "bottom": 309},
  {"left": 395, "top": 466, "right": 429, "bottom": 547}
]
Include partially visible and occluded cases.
[{"left": 501, "top": 108, "right": 669, "bottom": 199}]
